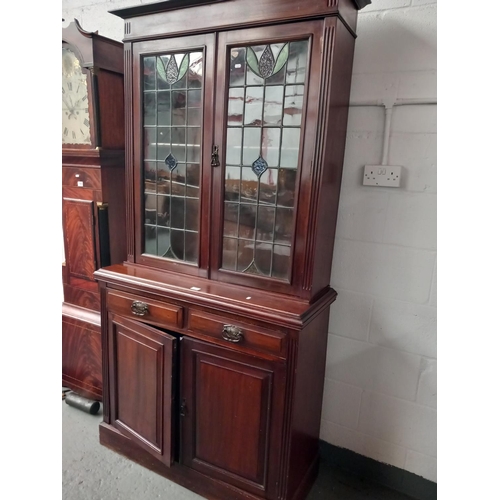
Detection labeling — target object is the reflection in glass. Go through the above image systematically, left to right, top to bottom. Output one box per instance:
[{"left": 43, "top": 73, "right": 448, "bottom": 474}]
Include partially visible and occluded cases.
[
  {"left": 223, "top": 39, "right": 309, "bottom": 280},
  {"left": 142, "top": 50, "right": 203, "bottom": 264},
  {"left": 228, "top": 87, "right": 244, "bottom": 126},
  {"left": 244, "top": 87, "right": 264, "bottom": 126}
]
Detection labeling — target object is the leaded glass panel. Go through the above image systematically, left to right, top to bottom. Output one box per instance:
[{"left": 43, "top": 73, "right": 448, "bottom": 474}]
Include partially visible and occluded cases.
[
  {"left": 223, "top": 39, "right": 309, "bottom": 280},
  {"left": 142, "top": 50, "right": 203, "bottom": 264}
]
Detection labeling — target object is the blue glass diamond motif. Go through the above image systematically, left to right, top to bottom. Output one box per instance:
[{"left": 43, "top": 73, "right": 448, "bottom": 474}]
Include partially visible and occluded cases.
[
  {"left": 165, "top": 153, "right": 178, "bottom": 172},
  {"left": 251, "top": 156, "right": 268, "bottom": 177}
]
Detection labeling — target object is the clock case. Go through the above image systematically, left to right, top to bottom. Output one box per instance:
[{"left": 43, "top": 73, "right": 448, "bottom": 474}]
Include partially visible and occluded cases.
[{"left": 62, "top": 20, "right": 126, "bottom": 400}]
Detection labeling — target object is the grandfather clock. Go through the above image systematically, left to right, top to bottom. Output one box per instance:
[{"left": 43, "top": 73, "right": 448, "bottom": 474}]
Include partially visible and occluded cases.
[{"left": 62, "top": 20, "right": 126, "bottom": 400}]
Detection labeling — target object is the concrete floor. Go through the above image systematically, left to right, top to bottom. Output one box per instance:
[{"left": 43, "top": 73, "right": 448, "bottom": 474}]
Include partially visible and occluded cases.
[{"left": 62, "top": 399, "right": 415, "bottom": 500}]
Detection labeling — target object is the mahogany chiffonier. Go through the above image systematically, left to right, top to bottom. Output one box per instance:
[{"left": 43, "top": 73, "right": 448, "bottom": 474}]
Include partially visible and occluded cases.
[{"left": 94, "top": 1, "right": 370, "bottom": 498}]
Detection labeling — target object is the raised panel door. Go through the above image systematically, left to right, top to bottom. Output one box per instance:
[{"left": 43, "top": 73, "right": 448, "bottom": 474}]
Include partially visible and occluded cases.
[
  {"left": 108, "top": 314, "right": 177, "bottom": 466},
  {"left": 180, "top": 337, "right": 286, "bottom": 498}
]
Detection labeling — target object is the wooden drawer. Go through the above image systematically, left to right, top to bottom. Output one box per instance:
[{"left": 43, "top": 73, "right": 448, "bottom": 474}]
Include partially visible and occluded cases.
[
  {"left": 62, "top": 167, "right": 101, "bottom": 190},
  {"left": 107, "top": 290, "right": 183, "bottom": 329},
  {"left": 188, "top": 309, "right": 286, "bottom": 357}
]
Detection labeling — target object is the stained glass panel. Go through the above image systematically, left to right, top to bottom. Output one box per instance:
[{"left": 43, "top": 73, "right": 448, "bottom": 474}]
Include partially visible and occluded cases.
[
  {"left": 222, "top": 38, "right": 309, "bottom": 280},
  {"left": 142, "top": 50, "right": 203, "bottom": 264}
]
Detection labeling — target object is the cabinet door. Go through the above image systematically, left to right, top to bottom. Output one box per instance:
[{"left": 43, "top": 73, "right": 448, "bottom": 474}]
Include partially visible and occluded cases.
[
  {"left": 210, "top": 20, "right": 324, "bottom": 295},
  {"left": 132, "top": 33, "right": 215, "bottom": 278},
  {"left": 108, "top": 314, "right": 177, "bottom": 466},
  {"left": 180, "top": 337, "right": 286, "bottom": 498}
]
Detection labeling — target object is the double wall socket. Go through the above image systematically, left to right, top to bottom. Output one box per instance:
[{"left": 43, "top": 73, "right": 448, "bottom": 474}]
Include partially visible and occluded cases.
[{"left": 363, "top": 165, "right": 402, "bottom": 187}]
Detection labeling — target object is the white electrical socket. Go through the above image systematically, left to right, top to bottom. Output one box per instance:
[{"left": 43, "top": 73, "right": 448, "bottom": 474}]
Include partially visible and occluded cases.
[{"left": 363, "top": 165, "right": 402, "bottom": 187}]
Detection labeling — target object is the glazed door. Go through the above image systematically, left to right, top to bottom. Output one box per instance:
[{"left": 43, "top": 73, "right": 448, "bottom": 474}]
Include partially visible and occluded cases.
[
  {"left": 210, "top": 20, "right": 324, "bottom": 295},
  {"left": 132, "top": 33, "right": 216, "bottom": 278},
  {"left": 108, "top": 314, "right": 177, "bottom": 466},
  {"left": 180, "top": 337, "right": 286, "bottom": 498}
]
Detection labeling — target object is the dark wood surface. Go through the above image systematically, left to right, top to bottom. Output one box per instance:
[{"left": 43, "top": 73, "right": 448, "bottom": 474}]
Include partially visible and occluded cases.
[
  {"left": 95, "top": 0, "right": 365, "bottom": 498},
  {"left": 111, "top": 0, "right": 360, "bottom": 40},
  {"left": 62, "top": 20, "right": 126, "bottom": 400},
  {"left": 62, "top": 304, "right": 102, "bottom": 400},
  {"left": 108, "top": 314, "right": 176, "bottom": 466},
  {"left": 180, "top": 337, "right": 286, "bottom": 498}
]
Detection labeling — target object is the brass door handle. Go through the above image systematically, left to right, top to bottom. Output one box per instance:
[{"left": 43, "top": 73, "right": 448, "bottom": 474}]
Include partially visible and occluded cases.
[
  {"left": 131, "top": 301, "right": 148, "bottom": 316},
  {"left": 222, "top": 325, "right": 244, "bottom": 343}
]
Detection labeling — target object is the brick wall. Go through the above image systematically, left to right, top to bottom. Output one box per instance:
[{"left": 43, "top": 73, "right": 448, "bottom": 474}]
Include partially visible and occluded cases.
[{"left": 322, "top": 0, "right": 437, "bottom": 482}]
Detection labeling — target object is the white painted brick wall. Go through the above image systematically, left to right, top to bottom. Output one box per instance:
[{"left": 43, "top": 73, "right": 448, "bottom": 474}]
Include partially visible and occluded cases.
[
  {"left": 61, "top": 0, "right": 438, "bottom": 484},
  {"left": 327, "top": 0, "right": 437, "bottom": 483}
]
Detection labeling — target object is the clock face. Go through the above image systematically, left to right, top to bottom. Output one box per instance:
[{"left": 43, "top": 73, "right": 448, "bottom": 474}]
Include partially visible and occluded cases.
[{"left": 62, "top": 47, "right": 91, "bottom": 145}]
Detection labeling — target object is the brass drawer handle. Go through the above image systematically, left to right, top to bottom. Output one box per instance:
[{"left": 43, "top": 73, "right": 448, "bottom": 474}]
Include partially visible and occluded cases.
[
  {"left": 131, "top": 301, "right": 149, "bottom": 316},
  {"left": 222, "top": 325, "right": 243, "bottom": 343}
]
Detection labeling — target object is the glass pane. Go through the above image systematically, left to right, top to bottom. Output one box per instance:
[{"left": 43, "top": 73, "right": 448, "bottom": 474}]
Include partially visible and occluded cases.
[
  {"left": 221, "top": 39, "right": 309, "bottom": 280},
  {"left": 286, "top": 40, "right": 309, "bottom": 84},
  {"left": 229, "top": 47, "right": 246, "bottom": 87},
  {"left": 142, "top": 50, "right": 203, "bottom": 265},
  {"left": 188, "top": 52, "right": 203, "bottom": 88},
  {"left": 143, "top": 57, "right": 156, "bottom": 91},
  {"left": 283, "top": 85, "right": 304, "bottom": 126},
  {"left": 264, "top": 86, "right": 284, "bottom": 125},
  {"left": 228, "top": 87, "right": 244, "bottom": 126},
  {"left": 244, "top": 87, "right": 264, "bottom": 126},
  {"left": 157, "top": 91, "right": 171, "bottom": 126},
  {"left": 172, "top": 91, "right": 186, "bottom": 125},
  {"left": 143, "top": 93, "right": 156, "bottom": 126},
  {"left": 188, "top": 107, "right": 201, "bottom": 126},
  {"left": 157, "top": 127, "right": 171, "bottom": 161},
  {"left": 144, "top": 128, "right": 156, "bottom": 160},
  {"left": 187, "top": 128, "right": 201, "bottom": 162},
  {"left": 226, "top": 128, "right": 242, "bottom": 165},
  {"left": 243, "top": 128, "right": 261, "bottom": 165},
  {"left": 262, "top": 128, "right": 280, "bottom": 167},
  {"left": 281, "top": 128, "right": 300, "bottom": 169},
  {"left": 144, "top": 162, "right": 157, "bottom": 194},
  {"left": 171, "top": 163, "right": 186, "bottom": 197},
  {"left": 186, "top": 163, "right": 200, "bottom": 188},
  {"left": 225, "top": 166, "right": 241, "bottom": 201},
  {"left": 241, "top": 167, "right": 258, "bottom": 203},
  {"left": 259, "top": 168, "right": 277, "bottom": 205},
  {"left": 277, "top": 168, "right": 296, "bottom": 207},
  {"left": 144, "top": 194, "right": 157, "bottom": 225},
  {"left": 157, "top": 195, "right": 169, "bottom": 227},
  {"left": 185, "top": 199, "right": 199, "bottom": 231},
  {"left": 224, "top": 203, "right": 239, "bottom": 237},
  {"left": 239, "top": 204, "right": 256, "bottom": 240},
  {"left": 257, "top": 206, "right": 275, "bottom": 241},
  {"left": 275, "top": 207, "right": 293, "bottom": 245},
  {"left": 145, "top": 225, "right": 157, "bottom": 254},
  {"left": 157, "top": 227, "right": 170, "bottom": 256},
  {"left": 170, "top": 230, "right": 185, "bottom": 260},
  {"left": 185, "top": 231, "right": 199, "bottom": 262},
  {"left": 222, "top": 237, "right": 237, "bottom": 270},
  {"left": 237, "top": 239, "right": 254, "bottom": 272},
  {"left": 254, "top": 243, "right": 272, "bottom": 276},
  {"left": 272, "top": 245, "right": 291, "bottom": 279}
]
